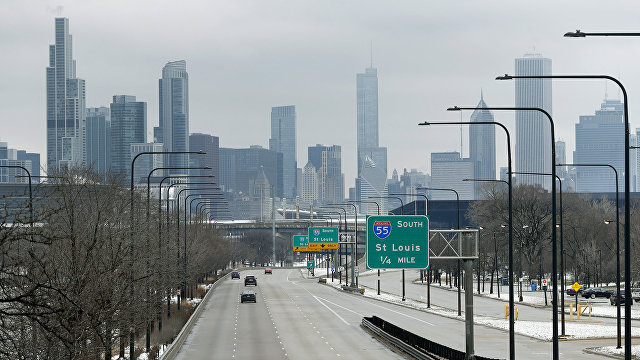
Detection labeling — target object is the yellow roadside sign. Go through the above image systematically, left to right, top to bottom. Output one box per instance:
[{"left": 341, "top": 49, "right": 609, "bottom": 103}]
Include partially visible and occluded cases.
[
  {"left": 308, "top": 242, "right": 339, "bottom": 249},
  {"left": 293, "top": 246, "right": 309, "bottom": 251},
  {"left": 572, "top": 282, "right": 581, "bottom": 292}
]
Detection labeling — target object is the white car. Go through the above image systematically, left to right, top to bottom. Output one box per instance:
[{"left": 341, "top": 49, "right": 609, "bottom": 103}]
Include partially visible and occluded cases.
[{"left": 631, "top": 288, "right": 640, "bottom": 302}]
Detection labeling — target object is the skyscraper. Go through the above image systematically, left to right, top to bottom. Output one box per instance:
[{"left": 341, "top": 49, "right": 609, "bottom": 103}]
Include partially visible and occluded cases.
[
  {"left": 46, "top": 18, "right": 86, "bottom": 172},
  {"left": 515, "top": 53, "right": 552, "bottom": 189},
  {"left": 159, "top": 60, "right": 190, "bottom": 171},
  {"left": 356, "top": 65, "right": 387, "bottom": 212},
  {"left": 469, "top": 92, "right": 496, "bottom": 199},
  {"left": 110, "top": 95, "right": 147, "bottom": 180},
  {"left": 574, "top": 99, "right": 625, "bottom": 192},
  {"left": 269, "top": 105, "right": 297, "bottom": 198},
  {"left": 86, "top": 107, "right": 111, "bottom": 176},
  {"left": 189, "top": 133, "right": 220, "bottom": 180},
  {"left": 0, "top": 142, "right": 39, "bottom": 183},
  {"left": 307, "top": 144, "right": 344, "bottom": 205},
  {"left": 430, "top": 152, "right": 475, "bottom": 200},
  {"left": 356, "top": 155, "right": 388, "bottom": 214},
  {"left": 301, "top": 161, "right": 319, "bottom": 206}
]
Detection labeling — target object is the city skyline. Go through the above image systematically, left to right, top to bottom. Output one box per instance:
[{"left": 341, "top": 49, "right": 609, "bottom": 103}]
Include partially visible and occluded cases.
[{"left": 4, "top": 2, "right": 640, "bottom": 195}]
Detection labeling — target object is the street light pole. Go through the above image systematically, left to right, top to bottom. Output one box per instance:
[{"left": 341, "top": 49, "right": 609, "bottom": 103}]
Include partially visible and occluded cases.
[
  {"left": 498, "top": 71, "right": 631, "bottom": 358},
  {"left": 450, "top": 104, "right": 559, "bottom": 359},
  {"left": 420, "top": 120, "right": 515, "bottom": 360},
  {"left": 129, "top": 150, "right": 203, "bottom": 359},
  {"left": 558, "top": 162, "right": 621, "bottom": 347},
  {"left": 144, "top": 167, "right": 209, "bottom": 349},
  {"left": 158, "top": 175, "right": 213, "bottom": 318},
  {"left": 463, "top": 178, "right": 509, "bottom": 298},
  {"left": 167, "top": 181, "right": 215, "bottom": 309},
  {"left": 176, "top": 186, "right": 218, "bottom": 301},
  {"left": 418, "top": 187, "right": 461, "bottom": 314},
  {"left": 348, "top": 200, "right": 381, "bottom": 293},
  {"left": 326, "top": 203, "right": 357, "bottom": 287},
  {"left": 321, "top": 206, "right": 348, "bottom": 285},
  {"left": 319, "top": 210, "right": 342, "bottom": 283}
]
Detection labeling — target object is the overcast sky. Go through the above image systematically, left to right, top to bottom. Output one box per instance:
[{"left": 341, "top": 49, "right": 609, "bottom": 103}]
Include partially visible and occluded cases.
[{"left": 3, "top": 0, "right": 640, "bottom": 192}]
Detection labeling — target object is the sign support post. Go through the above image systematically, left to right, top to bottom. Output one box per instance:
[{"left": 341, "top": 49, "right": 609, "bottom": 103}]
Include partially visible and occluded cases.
[{"left": 463, "top": 231, "right": 475, "bottom": 359}]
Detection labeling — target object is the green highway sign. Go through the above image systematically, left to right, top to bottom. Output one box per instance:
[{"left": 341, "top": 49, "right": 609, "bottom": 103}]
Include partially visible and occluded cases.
[
  {"left": 366, "top": 215, "right": 429, "bottom": 269},
  {"left": 308, "top": 227, "right": 339, "bottom": 249},
  {"left": 293, "top": 235, "right": 308, "bottom": 247},
  {"left": 307, "top": 260, "right": 315, "bottom": 268}
]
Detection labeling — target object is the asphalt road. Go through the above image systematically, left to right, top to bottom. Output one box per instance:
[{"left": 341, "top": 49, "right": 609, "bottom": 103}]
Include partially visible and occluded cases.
[
  {"left": 174, "top": 268, "right": 619, "bottom": 359},
  {"left": 174, "top": 269, "right": 404, "bottom": 360}
]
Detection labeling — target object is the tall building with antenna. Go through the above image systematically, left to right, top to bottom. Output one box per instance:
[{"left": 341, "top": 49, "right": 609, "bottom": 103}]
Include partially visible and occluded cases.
[
  {"left": 46, "top": 17, "right": 86, "bottom": 172},
  {"left": 356, "top": 52, "right": 387, "bottom": 214},
  {"left": 469, "top": 92, "right": 496, "bottom": 198}
]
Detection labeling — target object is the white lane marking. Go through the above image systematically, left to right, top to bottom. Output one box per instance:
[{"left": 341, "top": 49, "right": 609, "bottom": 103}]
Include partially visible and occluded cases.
[
  {"left": 299, "top": 274, "right": 436, "bottom": 326},
  {"left": 312, "top": 295, "right": 349, "bottom": 325},
  {"left": 313, "top": 295, "right": 365, "bottom": 317},
  {"left": 351, "top": 296, "right": 436, "bottom": 326}
]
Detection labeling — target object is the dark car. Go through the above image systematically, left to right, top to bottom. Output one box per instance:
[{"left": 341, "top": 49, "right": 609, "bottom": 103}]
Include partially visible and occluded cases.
[
  {"left": 265, "top": 268, "right": 272, "bottom": 274},
  {"left": 231, "top": 271, "right": 240, "bottom": 279},
  {"left": 244, "top": 275, "right": 257, "bottom": 286},
  {"left": 566, "top": 287, "right": 583, "bottom": 296},
  {"left": 582, "top": 287, "right": 612, "bottom": 299},
  {"left": 241, "top": 290, "right": 256, "bottom": 303},
  {"left": 610, "top": 291, "right": 633, "bottom": 306}
]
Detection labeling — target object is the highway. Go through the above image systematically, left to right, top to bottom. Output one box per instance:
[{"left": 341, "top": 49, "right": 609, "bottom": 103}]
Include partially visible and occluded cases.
[{"left": 174, "top": 268, "right": 617, "bottom": 359}]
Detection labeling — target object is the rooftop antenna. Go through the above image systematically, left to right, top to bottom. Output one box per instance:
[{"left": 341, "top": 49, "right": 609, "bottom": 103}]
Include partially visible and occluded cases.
[
  {"left": 56, "top": 5, "right": 63, "bottom": 16},
  {"left": 370, "top": 41, "right": 373, "bottom": 68}
]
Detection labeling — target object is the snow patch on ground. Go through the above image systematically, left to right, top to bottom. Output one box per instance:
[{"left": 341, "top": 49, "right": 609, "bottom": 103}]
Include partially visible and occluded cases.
[
  {"left": 318, "top": 272, "right": 633, "bottom": 341},
  {"left": 591, "top": 345, "right": 640, "bottom": 357}
]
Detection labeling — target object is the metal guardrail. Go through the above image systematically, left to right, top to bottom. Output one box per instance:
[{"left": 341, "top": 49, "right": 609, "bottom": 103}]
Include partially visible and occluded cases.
[
  {"left": 160, "top": 272, "right": 230, "bottom": 360},
  {"left": 363, "top": 316, "right": 502, "bottom": 360},
  {"left": 362, "top": 317, "right": 437, "bottom": 360}
]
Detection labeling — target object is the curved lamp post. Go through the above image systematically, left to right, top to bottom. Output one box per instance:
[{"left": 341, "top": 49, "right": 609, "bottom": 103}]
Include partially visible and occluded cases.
[
  {"left": 496, "top": 72, "right": 631, "bottom": 358},
  {"left": 449, "top": 104, "right": 559, "bottom": 358},
  {"left": 419, "top": 120, "right": 514, "bottom": 360},
  {"left": 128, "top": 150, "right": 204, "bottom": 358},
  {"left": 559, "top": 162, "right": 620, "bottom": 346},
  {"left": 176, "top": 186, "right": 218, "bottom": 302},
  {"left": 326, "top": 203, "right": 357, "bottom": 287},
  {"left": 320, "top": 206, "right": 348, "bottom": 285}
]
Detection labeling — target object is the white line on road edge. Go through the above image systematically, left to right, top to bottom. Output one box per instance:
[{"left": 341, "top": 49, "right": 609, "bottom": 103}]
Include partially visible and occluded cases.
[
  {"left": 351, "top": 294, "right": 436, "bottom": 326},
  {"left": 312, "top": 295, "right": 350, "bottom": 325},
  {"left": 313, "top": 295, "right": 366, "bottom": 318}
]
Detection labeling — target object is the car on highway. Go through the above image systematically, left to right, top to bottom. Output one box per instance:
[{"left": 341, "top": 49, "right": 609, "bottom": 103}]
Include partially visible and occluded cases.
[
  {"left": 264, "top": 268, "right": 272, "bottom": 274},
  {"left": 231, "top": 271, "right": 240, "bottom": 279},
  {"left": 245, "top": 275, "right": 257, "bottom": 286},
  {"left": 582, "top": 287, "right": 612, "bottom": 299},
  {"left": 241, "top": 290, "right": 256, "bottom": 303},
  {"left": 610, "top": 290, "right": 633, "bottom": 306}
]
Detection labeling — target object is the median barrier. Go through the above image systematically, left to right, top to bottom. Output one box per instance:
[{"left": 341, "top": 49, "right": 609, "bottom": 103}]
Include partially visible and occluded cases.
[{"left": 362, "top": 316, "right": 500, "bottom": 360}]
